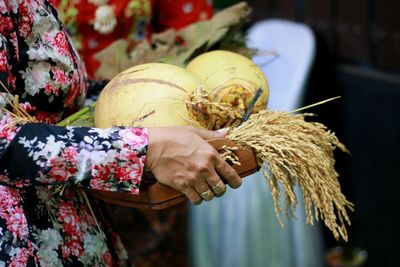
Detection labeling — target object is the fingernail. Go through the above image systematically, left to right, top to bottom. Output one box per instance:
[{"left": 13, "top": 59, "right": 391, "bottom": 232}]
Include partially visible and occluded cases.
[
  {"left": 216, "top": 127, "right": 230, "bottom": 135},
  {"left": 233, "top": 179, "right": 242, "bottom": 189}
]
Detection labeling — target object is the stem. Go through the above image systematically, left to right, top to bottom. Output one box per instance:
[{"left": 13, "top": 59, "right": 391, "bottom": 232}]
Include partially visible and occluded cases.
[
  {"left": 290, "top": 96, "right": 341, "bottom": 113},
  {"left": 57, "top": 102, "right": 96, "bottom": 126}
]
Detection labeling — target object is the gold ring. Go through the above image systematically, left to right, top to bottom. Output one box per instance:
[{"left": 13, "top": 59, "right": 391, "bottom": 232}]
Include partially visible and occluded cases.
[
  {"left": 211, "top": 181, "right": 223, "bottom": 194},
  {"left": 200, "top": 189, "right": 212, "bottom": 200}
]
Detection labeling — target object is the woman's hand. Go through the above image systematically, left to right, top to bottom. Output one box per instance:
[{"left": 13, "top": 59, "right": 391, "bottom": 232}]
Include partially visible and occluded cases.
[{"left": 145, "top": 126, "right": 242, "bottom": 205}]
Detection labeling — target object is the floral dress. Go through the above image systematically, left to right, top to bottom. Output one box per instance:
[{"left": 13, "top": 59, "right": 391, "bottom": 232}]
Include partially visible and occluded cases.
[{"left": 0, "top": 1, "right": 148, "bottom": 266}]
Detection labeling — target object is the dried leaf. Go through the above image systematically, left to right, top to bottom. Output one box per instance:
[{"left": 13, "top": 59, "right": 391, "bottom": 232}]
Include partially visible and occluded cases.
[{"left": 94, "top": 40, "right": 131, "bottom": 80}]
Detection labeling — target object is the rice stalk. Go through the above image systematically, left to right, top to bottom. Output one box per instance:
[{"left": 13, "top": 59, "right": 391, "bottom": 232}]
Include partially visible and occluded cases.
[{"left": 227, "top": 110, "right": 353, "bottom": 241}]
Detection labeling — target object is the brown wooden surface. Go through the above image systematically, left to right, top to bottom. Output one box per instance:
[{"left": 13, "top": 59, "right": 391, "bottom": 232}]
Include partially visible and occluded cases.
[
  {"left": 243, "top": 0, "right": 400, "bottom": 73},
  {"left": 276, "top": 0, "right": 296, "bottom": 20},
  {"left": 305, "top": 0, "right": 335, "bottom": 52},
  {"left": 336, "top": 0, "right": 369, "bottom": 62},
  {"left": 374, "top": 0, "right": 400, "bottom": 72},
  {"left": 90, "top": 137, "right": 259, "bottom": 209}
]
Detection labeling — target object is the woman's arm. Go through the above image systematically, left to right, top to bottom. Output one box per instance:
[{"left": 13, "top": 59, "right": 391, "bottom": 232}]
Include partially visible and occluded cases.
[
  {"left": 0, "top": 115, "right": 242, "bottom": 204},
  {"left": 0, "top": 119, "right": 147, "bottom": 192}
]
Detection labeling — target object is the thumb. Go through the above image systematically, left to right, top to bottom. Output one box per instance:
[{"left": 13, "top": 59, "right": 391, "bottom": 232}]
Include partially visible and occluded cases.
[{"left": 190, "top": 127, "right": 230, "bottom": 140}]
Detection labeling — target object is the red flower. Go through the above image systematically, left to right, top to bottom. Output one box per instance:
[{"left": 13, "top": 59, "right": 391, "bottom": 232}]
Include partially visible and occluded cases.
[
  {"left": 18, "top": 2, "right": 33, "bottom": 38},
  {"left": 0, "top": 15, "right": 13, "bottom": 35},
  {"left": 10, "top": 32, "right": 19, "bottom": 61},
  {"left": 52, "top": 32, "right": 70, "bottom": 56},
  {"left": 0, "top": 50, "right": 8, "bottom": 71},
  {"left": 52, "top": 67, "right": 69, "bottom": 86},
  {"left": 44, "top": 82, "right": 59, "bottom": 96},
  {"left": 18, "top": 102, "right": 36, "bottom": 113},
  {"left": 120, "top": 128, "right": 148, "bottom": 148},
  {"left": 63, "top": 147, "right": 78, "bottom": 163},
  {"left": 93, "top": 162, "right": 115, "bottom": 182},
  {"left": 48, "top": 166, "right": 69, "bottom": 182},
  {"left": 115, "top": 166, "right": 131, "bottom": 182},
  {"left": 90, "top": 178, "right": 114, "bottom": 191},
  {"left": 0, "top": 185, "right": 21, "bottom": 210},
  {"left": 58, "top": 201, "right": 85, "bottom": 242},
  {"left": 58, "top": 202, "right": 78, "bottom": 224},
  {"left": 7, "top": 206, "right": 29, "bottom": 240},
  {"left": 60, "top": 240, "right": 84, "bottom": 259},
  {"left": 66, "top": 240, "right": 84, "bottom": 257},
  {"left": 61, "top": 243, "right": 71, "bottom": 258},
  {"left": 8, "top": 247, "right": 29, "bottom": 267}
]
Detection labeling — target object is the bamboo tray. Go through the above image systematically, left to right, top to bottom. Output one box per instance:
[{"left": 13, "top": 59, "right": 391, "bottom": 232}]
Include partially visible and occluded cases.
[{"left": 90, "top": 138, "right": 259, "bottom": 209}]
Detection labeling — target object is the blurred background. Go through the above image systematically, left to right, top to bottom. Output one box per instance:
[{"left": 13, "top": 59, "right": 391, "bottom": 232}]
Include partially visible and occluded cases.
[{"left": 214, "top": 1, "right": 400, "bottom": 267}]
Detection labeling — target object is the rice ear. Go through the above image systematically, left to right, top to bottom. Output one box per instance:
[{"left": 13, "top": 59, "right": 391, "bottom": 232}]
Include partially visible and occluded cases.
[
  {"left": 185, "top": 88, "right": 352, "bottom": 240},
  {"left": 228, "top": 110, "right": 353, "bottom": 241}
]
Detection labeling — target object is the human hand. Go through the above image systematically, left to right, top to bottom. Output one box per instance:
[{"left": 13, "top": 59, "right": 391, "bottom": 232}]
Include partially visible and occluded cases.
[{"left": 145, "top": 126, "right": 242, "bottom": 205}]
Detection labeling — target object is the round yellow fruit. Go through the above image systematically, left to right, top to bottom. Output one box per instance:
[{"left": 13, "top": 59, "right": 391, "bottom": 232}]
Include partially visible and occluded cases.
[
  {"left": 186, "top": 50, "right": 269, "bottom": 113},
  {"left": 94, "top": 63, "right": 207, "bottom": 128}
]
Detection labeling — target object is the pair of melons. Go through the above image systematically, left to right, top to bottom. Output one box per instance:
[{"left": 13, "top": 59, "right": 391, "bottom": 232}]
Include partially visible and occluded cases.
[{"left": 94, "top": 50, "right": 269, "bottom": 129}]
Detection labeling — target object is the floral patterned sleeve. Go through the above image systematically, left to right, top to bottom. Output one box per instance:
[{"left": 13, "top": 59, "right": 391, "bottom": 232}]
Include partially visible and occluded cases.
[{"left": 0, "top": 119, "right": 148, "bottom": 193}]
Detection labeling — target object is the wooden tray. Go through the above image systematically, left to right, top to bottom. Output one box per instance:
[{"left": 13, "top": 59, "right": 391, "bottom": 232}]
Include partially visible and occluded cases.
[{"left": 90, "top": 138, "right": 259, "bottom": 209}]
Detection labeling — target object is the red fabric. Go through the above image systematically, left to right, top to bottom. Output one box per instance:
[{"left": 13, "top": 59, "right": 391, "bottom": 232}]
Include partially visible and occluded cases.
[
  {"left": 54, "top": 0, "right": 214, "bottom": 79},
  {"left": 54, "top": 0, "right": 154, "bottom": 78},
  {"left": 153, "top": 0, "right": 214, "bottom": 32}
]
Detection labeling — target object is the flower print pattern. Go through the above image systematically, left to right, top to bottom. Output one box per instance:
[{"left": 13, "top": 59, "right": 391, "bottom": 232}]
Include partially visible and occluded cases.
[
  {"left": 0, "top": 1, "right": 148, "bottom": 266},
  {"left": 20, "top": 62, "right": 52, "bottom": 97}
]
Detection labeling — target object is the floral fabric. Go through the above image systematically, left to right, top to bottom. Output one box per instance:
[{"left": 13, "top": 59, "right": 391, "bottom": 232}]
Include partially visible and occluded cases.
[{"left": 0, "top": 1, "right": 148, "bottom": 266}]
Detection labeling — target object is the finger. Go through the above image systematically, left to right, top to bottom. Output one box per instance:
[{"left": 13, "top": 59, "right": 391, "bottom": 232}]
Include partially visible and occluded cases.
[
  {"left": 188, "top": 126, "right": 230, "bottom": 140},
  {"left": 215, "top": 157, "right": 242, "bottom": 189},
  {"left": 207, "top": 171, "right": 226, "bottom": 197},
  {"left": 193, "top": 180, "right": 214, "bottom": 201},
  {"left": 183, "top": 187, "right": 203, "bottom": 205}
]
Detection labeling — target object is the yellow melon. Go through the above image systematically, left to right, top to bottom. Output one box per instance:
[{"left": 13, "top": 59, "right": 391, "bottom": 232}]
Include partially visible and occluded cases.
[
  {"left": 186, "top": 50, "right": 269, "bottom": 113},
  {"left": 94, "top": 63, "right": 207, "bottom": 128}
]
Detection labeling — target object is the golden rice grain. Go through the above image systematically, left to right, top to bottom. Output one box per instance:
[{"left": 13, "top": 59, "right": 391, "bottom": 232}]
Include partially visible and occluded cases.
[{"left": 228, "top": 110, "right": 353, "bottom": 241}]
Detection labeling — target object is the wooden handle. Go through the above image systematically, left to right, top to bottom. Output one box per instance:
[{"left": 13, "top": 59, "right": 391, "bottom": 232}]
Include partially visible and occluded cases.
[{"left": 90, "top": 138, "right": 259, "bottom": 209}]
